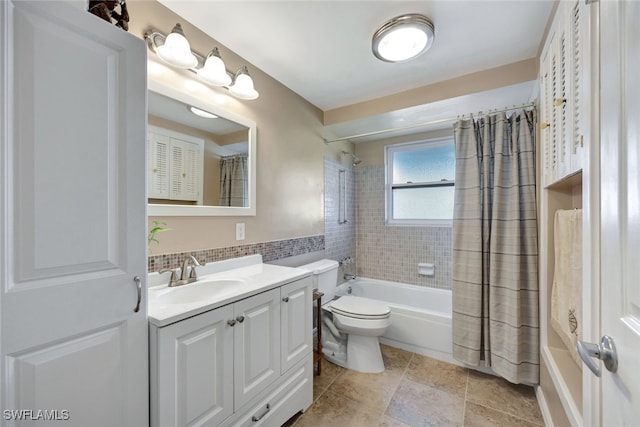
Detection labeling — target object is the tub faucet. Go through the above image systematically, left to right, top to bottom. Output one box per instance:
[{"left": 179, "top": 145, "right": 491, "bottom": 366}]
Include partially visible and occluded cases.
[{"left": 344, "top": 273, "right": 356, "bottom": 281}]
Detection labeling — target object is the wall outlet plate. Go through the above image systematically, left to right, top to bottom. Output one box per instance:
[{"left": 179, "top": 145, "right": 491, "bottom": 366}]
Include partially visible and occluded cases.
[{"left": 235, "top": 223, "right": 245, "bottom": 241}]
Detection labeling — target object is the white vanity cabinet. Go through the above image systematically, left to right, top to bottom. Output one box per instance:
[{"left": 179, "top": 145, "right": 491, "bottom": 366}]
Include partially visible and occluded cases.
[{"left": 150, "top": 276, "right": 313, "bottom": 427}]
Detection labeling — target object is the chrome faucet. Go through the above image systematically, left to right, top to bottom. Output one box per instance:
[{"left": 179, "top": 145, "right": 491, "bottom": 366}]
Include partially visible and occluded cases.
[
  {"left": 159, "top": 255, "right": 202, "bottom": 287},
  {"left": 180, "top": 255, "right": 201, "bottom": 283},
  {"left": 344, "top": 273, "right": 356, "bottom": 281}
]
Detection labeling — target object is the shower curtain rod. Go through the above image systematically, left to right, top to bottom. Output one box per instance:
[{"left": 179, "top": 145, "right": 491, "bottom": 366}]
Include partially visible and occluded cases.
[{"left": 323, "top": 101, "right": 536, "bottom": 144}]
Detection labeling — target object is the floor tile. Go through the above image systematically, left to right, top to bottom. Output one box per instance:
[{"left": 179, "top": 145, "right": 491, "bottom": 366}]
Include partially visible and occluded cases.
[
  {"left": 380, "top": 344, "right": 414, "bottom": 373},
  {"left": 405, "top": 354, "right": 469, "bottom": 397},
  {"left": 312, "top": 358, "right": 345, "bottom": 401},
  {"left": 329, "top": 365, "right": 403, "bottom": 412},
  {"left": 466, "top": 370, "right": 543, "bottom": 425},
  {"left": 385, "top": 378, "right": 465, "bottom": 427},
  {"left": 294, "top": 390, "right": 383, "bottom": 427},
  {"left": 464, "top": 401, "right": 543, "bottom": 427},
  {"left": 378, "top": 415, "right": 413, "bottom": 426}
]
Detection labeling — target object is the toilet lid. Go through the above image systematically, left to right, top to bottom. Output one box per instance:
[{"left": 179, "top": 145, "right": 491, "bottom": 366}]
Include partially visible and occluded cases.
[{"left": 329, "top": 296, "right": 390, "bottom": 319}]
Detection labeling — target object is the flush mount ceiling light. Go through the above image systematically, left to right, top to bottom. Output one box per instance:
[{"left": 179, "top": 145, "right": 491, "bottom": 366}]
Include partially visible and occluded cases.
[
  {"left": 372, "top": 14, "right": 435, "bottom": 63},
  {"left": 145, "top": 24, "right": 260, "bottom": 100},
  {"left": 189, "top": 106, "right": 218, "bottom": 119}
]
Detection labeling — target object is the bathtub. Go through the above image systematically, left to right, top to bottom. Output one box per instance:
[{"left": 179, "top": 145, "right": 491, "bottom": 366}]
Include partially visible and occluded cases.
[{"left": 334, "top": 277, "right": 453, "bottom": 363}]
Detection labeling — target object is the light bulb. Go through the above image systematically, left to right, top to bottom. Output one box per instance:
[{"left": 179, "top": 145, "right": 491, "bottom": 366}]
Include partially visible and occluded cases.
[
  {"left": 156, "top": 23, "right": 198, "bottom": 69},
  {"left": 197, "top": 48, "right": 232, "bottom": 86}
]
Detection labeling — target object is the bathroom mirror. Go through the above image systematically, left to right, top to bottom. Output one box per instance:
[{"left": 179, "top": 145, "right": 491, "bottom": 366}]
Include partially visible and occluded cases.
[{"left": 147, "top": 81, "right": 256, "bottom": 216}]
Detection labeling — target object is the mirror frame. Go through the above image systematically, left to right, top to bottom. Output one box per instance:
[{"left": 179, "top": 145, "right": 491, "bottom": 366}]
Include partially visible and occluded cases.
[{"left": 147, "top": 80, "right": 257, "bottom": 216}]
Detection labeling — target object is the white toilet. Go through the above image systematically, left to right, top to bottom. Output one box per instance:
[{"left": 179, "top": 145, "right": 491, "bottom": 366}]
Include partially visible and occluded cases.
[{"left": 300, "top": 259, "right": 391, "bottom": 373}]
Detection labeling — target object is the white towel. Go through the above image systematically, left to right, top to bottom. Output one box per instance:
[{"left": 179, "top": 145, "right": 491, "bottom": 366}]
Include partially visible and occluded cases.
[{"left": 550, "top": 209, "right": 582, "bottom": 367}]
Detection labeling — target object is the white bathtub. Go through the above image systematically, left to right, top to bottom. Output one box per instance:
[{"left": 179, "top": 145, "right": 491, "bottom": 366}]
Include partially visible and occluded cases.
[{"left": 335, "top": 278, "right": 453, "bottom": 363}]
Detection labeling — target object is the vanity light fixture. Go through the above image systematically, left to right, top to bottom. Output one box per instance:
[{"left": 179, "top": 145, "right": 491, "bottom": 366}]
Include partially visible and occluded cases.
[
  {"left": 372, "top": 14, "right": 435, "bottom": 63},
  {"left": 155, "top": 23, "right": 198, "bottom": 69},
  {"left": 145, "top": 24, "right": 260, "bottom": 100},
  {"left": 197, "top": 47, "right": 232, "bottom": 87},
  {"left": 229, "top": 66, "right": 259, "bottom": 100},
  {"left": 188, "top": 106, "right": 218, "bottom": 119}
]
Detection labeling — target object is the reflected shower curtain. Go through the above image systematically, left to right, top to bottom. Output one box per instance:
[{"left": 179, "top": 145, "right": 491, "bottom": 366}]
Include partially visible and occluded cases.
[
  {"left": 452, "top": 110, "right": 539, "bottom": 384},
  {"left": 219, "top": 155, "right": 248, "bottom": 207}
]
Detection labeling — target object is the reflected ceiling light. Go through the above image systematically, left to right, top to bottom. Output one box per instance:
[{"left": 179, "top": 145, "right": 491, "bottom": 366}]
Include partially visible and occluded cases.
[
  {"left": 372, "top": 14, "right": 435, "bottom": 63},
  {"left": 156, "top": 23, "right": 198, "bottom": 69},
  {"left": 145, "top": 24, "right": 259, "bottom": 101},
  {"left": 197, "top": 47, "right": 232, "bottom": 86},
  {"left": 229, "top": 66, "right": 259, "bottom": 100},
  {"left": 189, "top": 106, "right": 218, "bottom": 119}
]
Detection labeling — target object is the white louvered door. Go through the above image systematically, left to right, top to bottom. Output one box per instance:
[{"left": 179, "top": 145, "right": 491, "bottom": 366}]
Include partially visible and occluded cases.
[
  {"left": 539, "top": 0, "right": 587, "bottom": 187},
  {"left": 149, "top": 132, "right": 170, "bottom": 199}
]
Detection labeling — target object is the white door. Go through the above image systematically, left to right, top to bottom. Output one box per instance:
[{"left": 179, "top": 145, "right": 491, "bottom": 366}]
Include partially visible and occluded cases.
[
  {"left": 0, "top": 1, "right": 148, "bottom": 426},
  {"left": 597, "top": 1, "right": 640, "bottom": 425},
  {"left": 234, "top": 289, "right": 281, "bottom": 409}
]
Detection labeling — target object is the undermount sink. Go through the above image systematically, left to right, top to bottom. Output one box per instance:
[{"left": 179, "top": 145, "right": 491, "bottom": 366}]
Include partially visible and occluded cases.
[{"left": 150, "top": 278, "right": 247, "bottom": 305}]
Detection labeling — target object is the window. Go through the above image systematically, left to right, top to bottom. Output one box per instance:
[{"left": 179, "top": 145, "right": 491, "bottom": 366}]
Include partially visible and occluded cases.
[{"left": 385, "top": 137, "right": 455, "bottom": 226}]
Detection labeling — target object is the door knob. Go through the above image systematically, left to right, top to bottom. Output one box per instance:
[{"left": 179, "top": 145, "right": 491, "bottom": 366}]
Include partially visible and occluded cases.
[{"left": 577, "top": 335, "right": 618, "bottom": 377}]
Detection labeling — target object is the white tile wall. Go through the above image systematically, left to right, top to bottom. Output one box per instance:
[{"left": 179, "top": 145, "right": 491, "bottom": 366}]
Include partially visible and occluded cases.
[
  {"left": 324, "top": 158, "right": 357, "bottom": 280},
  {"left": 356, "top": 165, "right": 452, "bottom": 290}
]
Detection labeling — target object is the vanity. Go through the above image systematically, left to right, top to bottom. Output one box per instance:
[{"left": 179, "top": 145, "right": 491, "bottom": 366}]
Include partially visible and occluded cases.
[{"left": 148, "top": 255, "right": 313, "bottom": 427}]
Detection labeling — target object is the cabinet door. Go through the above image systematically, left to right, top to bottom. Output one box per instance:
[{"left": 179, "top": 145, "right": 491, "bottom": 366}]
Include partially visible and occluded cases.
[
  {"left": 1, "top": 1, "right": 148, "bottom": 426},
  {"left": 539, "top": 30, "right": 555, "bottom": 186},
  {"left": 148, "top": 132, "right": 170, "bottom": 199},
  {"left": 169, "top": 138, "right": 202, "bottom": 202},
  {"left": 281, "top": 278, "right": 313, "bottom": 373},
  {"left": 234, "top": 289, "right": 281, "bottom": 409},
  {"left": 154, "top": 305, "right": 234, "bottom": 427}
]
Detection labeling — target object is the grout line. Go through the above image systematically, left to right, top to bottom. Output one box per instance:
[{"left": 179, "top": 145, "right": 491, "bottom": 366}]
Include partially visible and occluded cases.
[
  {"left": 378, "top": 350, "right": 415, "bottom": 421},
  {"left": 462, "top": 368, "right": 470, "bottom": 426},
  {"left": 467, "top": 400, "right": 544, "bottom": 426}
]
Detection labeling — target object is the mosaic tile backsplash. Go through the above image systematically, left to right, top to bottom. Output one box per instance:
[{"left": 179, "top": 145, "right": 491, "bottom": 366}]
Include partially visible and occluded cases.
[
  {"left": 356, "top": 165, "right": 453, "bottom": 290},
  {"left": 148, "top": 235, "right": 325, "bottom": 272}
]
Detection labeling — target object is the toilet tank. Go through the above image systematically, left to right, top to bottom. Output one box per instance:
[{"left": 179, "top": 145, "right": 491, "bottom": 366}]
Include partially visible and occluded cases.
[{"left": 298, "top": 259, "right": 339, "bottom": 303}]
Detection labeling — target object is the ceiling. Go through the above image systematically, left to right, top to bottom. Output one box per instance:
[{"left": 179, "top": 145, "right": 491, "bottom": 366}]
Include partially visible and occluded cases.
[{"left": 157, "top": 0, "right": 554, "bottom": 113}]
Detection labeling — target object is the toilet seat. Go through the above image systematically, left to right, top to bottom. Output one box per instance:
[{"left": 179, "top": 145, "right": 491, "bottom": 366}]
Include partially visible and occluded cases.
[{"left": 329, "top": 296, "right": 390, "bottom": 320}]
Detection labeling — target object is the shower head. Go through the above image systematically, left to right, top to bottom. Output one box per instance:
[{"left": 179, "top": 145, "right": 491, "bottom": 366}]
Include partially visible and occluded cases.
[{"left": 341, "top": 151, "right": 362, "bottom": 167}]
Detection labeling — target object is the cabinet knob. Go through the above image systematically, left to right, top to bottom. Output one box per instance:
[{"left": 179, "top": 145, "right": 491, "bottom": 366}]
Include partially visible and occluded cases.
[
  {"left": 554, "top": 98, "right": 567, "bottom": 106},
  {"left": 539, "top": 122, "right": 549, "bottom": 130},
  {"left": 282, "top": 296, "right": 289, "bottom": 303},
  {"left": 236, "top": 315, "right": 245, "bottom": 323},
  {"left": 227, "top": 319, "right": 236, "bottom": 327}
]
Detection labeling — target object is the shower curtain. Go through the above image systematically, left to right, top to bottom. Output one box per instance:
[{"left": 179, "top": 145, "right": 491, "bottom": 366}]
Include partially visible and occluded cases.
[
  {"left": 452, "top": 110, "right": 539, "bottom": 384},
  {"left": 219, "top": 154, "right": 248, "bottom": 207}
]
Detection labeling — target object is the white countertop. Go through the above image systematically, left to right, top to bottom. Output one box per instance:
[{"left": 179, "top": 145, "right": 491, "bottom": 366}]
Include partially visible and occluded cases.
[{"left": 148, "top": 255, "right": 311, "bottom": 327}]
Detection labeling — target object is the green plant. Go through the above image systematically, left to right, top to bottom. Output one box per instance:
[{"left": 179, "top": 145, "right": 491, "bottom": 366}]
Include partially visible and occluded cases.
[{"left": 148, "top": 221, "right": 170, "bottom": 249}]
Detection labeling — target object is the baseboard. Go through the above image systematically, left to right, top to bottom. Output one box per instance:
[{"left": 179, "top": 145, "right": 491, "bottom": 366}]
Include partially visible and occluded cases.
[{"left": 535, "top": 385, "right": 555, "bottom": 427}]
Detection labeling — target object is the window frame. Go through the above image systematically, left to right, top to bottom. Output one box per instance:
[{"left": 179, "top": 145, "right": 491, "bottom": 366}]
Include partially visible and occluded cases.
[{"left": 384, "top": 137, "right": 455, "bottom": 227}]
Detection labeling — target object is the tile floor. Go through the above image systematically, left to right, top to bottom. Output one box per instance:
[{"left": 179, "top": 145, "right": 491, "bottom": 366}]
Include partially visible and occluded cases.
[{"left": 284, "top": 345, "right": 544, "bottom": 427}]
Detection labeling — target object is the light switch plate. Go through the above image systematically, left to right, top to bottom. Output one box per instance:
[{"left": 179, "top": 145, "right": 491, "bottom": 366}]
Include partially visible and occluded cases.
[{"left": 236, "top": 223, "right": 245, "bottom": 241}]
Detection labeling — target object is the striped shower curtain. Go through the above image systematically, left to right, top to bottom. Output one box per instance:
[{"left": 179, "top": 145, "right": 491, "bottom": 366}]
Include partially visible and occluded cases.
[
  {"left": 452, "top": 110, "right": 539, "bottom": 384},
  {"left": 219, "top": 154, "right": 248, "bottom": 207}
]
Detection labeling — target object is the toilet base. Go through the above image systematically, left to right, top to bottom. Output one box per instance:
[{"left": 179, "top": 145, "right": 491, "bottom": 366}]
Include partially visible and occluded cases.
[{"left": 346, "top": 334, "right": 385, "bottom": 373}]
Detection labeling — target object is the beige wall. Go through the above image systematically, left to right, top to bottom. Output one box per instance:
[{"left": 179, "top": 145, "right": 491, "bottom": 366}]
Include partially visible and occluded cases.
[
  {"left": 129, "top": 0, "right": 335, "bottom": 254},
  {"left": 325, "top": 59, "right": 538, "bottom": 126}
]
